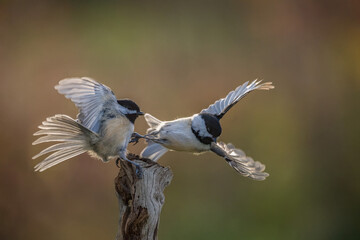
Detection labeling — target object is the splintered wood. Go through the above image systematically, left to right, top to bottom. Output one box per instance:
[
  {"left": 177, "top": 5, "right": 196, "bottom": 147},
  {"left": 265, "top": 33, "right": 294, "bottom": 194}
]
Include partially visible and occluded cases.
[{"left": 115, "top": 154, "right": 173, "bottom": 240}]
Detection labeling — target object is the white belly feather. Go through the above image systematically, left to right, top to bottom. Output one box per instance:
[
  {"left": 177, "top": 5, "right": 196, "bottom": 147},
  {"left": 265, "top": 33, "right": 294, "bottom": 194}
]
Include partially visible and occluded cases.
[{"left": 158, "top": 118, "right": 210, "bottom": 153}]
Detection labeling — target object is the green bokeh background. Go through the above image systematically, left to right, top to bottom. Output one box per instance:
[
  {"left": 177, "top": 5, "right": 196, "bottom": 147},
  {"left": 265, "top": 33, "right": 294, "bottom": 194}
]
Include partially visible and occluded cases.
[{"left": 1, "top": 1, "right": 359, "bottom": 239}]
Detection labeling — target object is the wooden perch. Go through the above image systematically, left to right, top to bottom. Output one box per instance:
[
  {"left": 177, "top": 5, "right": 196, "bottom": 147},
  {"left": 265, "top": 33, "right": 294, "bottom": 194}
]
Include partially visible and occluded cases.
[{"left": 115, "top": 154, "right": 173, "bottom": 240}]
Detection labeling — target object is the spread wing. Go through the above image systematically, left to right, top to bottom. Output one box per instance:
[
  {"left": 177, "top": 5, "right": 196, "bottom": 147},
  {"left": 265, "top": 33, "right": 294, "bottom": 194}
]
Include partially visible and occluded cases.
[
  {"left": 55, "top": 77, "right": 120, "bottom": 133},
  {"left": 201, "top": 80, "right": 274, "bottom": 119},
  {"left": 140, "top": 141, "right": 168, "bottom": 162},
  {"left": 210, "top": 141, "right": 269, "bottom": 180}
]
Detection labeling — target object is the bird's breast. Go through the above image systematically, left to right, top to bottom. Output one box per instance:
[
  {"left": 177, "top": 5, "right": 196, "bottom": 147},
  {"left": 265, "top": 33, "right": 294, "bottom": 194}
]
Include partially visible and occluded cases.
[
  {"left": 95, "top": 116, "right": 133, "bottom": 160},
  {"left": 160, "top": 119, "right": 210, "bottom": 153}
]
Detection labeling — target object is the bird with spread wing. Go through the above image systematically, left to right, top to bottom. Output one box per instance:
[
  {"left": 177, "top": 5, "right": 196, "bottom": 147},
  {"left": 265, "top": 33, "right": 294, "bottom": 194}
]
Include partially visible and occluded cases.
[
  {"left": 33, "top": 77, "right": 144, "bottom": 177},
  {"left": 132, "top": 80, "right": 274, "bottom": 180}
]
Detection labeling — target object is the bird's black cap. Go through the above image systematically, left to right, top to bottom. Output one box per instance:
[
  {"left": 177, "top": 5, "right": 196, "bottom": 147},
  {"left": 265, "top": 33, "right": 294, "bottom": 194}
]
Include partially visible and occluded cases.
[
  {"left": 117, "top": 99, "right": 144, "bottom": 123},
  {"left": 117, "top": 99, "right": 141, "bottom": 112}
]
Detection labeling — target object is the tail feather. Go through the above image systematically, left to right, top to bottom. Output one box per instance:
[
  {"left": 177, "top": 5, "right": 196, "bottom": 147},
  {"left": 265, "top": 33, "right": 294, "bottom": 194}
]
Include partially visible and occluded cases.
[
  {"left": 33, "top": 114, "right": 98, "bottom": 172},
  {"left": 141, "top": 114, "right": 167, "bottom": 161},
  {"left": 144, "top": 114, "right": 162, "bottom": 129},
  {"left": 38, "top": 123, "right": 80, "bottom": 131},
  {"left": 34, "top": 129, "right": 81, "bottom": 136},
  {"left": 33, "top": 136, "right": 84, "bottom": 145},
  {"left": 32, "top": 142, "right": 83, "bottom": 159},
  {"left": 34, "top": 148, "right": 87, "bottom": 172}
]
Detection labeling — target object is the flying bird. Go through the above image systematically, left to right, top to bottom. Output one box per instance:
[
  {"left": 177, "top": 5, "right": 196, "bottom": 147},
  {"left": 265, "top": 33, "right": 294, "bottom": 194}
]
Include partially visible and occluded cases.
[
  {"left": 32, "top": 77, "right": 144, "bottom": 177},
  {"left": 133, "top": 80, "right": 274, "bottom": 180}
]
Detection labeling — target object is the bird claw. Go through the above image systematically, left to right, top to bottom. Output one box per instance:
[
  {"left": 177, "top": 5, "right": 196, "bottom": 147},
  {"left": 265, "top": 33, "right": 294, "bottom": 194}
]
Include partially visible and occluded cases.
[
  {"left": 130, "top": 132, "right": 143, "bottom": 145},
  {"left": 130, "top": 138, "right": 139, "bottom": 145}
]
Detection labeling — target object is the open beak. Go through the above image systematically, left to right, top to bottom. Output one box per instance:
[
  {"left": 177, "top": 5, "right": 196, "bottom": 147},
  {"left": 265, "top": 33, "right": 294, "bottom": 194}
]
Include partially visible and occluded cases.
[{"left": 137, "top": 111, "right": 145, "bottom": 115}]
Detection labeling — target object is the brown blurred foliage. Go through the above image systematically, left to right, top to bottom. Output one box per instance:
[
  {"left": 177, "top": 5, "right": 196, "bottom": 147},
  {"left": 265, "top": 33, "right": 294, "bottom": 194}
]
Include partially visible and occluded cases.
[{"left": 0, "top": 0, "right": 359, "bottom": 239}]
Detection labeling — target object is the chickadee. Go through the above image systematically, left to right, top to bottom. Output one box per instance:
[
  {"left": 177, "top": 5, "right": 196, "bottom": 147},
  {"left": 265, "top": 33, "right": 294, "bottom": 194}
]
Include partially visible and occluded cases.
[
  {"left": 32, "top": 77, "right": 144, "bottom": 177},
  {"left": 133, "top": 80, "right": 274, "bottom": 180}
]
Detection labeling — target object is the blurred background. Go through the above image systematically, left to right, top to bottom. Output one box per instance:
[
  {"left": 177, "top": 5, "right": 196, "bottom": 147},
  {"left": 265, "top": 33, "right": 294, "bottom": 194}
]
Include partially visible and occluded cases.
[{"left": 1, "top": 0, "right": 359, "bottom": 239}]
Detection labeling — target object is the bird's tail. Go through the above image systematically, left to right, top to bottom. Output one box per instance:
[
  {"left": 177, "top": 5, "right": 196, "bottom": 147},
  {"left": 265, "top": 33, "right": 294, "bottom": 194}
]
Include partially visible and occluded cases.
[
  {"left": 144, "top": 113, "right": 162, "bottom": 131},
  {"left": 32, "top": 114, "right": 99, "bottom": 172},
  {"left": 140, "top": 114, "right": 168, "bottom": 161}
]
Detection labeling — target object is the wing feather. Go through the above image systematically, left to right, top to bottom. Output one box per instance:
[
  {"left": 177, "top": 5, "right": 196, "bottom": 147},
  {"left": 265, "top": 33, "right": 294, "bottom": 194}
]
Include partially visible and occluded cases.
[
  {"left": 55, "top": 77, "right": 120, "bottom": 133},
  {"left": 201, "top": 80, "right": 274, "bottom": 119},
  {"left": 140, "top": 141, "right": 168, "bottom": 162},
  {"left": 210, "top": 141, "right": 269, "bottom": 181}
]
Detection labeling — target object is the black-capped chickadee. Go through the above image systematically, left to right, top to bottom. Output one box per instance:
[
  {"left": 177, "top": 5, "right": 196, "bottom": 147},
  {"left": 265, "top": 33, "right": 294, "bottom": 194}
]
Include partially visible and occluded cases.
[
  {"left": 33, "top": 77, "right": 144, "bottom": 177},
  {"left": 133, "top": 80, "right": 274, "bottom": 180}
]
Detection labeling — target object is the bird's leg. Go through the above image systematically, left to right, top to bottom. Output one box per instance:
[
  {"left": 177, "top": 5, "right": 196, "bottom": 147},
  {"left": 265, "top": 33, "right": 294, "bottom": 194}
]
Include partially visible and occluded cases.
[
  {"left": 130, "top": 132, "right": 152, "bottom": 145},
  {"left": 118, "top": 152, "right": 143, "bottom": 179}
]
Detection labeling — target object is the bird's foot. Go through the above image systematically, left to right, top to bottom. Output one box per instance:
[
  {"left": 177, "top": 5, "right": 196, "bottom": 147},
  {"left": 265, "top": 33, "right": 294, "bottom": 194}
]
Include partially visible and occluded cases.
[
  {"left": 129, "top": 132, "right": 145, "bottom": 145},
  {"left": 130, "top": 132, "right": 154, "bottom": 145}
]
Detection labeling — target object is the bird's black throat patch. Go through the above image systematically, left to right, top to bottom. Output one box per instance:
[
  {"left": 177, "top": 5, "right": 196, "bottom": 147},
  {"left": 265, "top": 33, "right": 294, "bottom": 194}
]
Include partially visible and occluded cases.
[
  {"left": 125, "top": 114, "right": 138, "bottom": 124},
  {"left": 191, "top": 127, "right": 213, "bottom": 145}
]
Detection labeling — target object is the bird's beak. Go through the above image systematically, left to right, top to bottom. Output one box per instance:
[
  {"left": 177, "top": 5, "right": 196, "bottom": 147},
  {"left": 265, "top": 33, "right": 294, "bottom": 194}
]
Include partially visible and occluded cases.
[{"left": 137, "top": 111, "right": 145, "bottom": 115}]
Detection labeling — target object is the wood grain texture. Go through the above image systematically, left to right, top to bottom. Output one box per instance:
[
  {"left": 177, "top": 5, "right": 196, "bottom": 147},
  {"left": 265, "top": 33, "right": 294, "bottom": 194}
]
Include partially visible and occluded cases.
[{"left": 115, "top": 154, "right": 173, "bottom": 240}]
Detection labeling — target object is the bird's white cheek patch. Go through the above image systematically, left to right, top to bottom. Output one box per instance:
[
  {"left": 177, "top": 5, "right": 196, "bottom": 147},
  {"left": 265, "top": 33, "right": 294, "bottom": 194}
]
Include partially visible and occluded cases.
[
  {"left": 118, "top": 105, "right": 138, "bottom": 115},
  {"left": 191, "top": 115, "right": 212, "bottom": 138}
]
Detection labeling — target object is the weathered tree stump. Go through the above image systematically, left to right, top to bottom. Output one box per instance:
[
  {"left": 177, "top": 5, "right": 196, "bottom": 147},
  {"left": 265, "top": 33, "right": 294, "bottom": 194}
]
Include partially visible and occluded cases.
[{"left": 115, "top": 154, "right": 173, "bottom": 240}]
